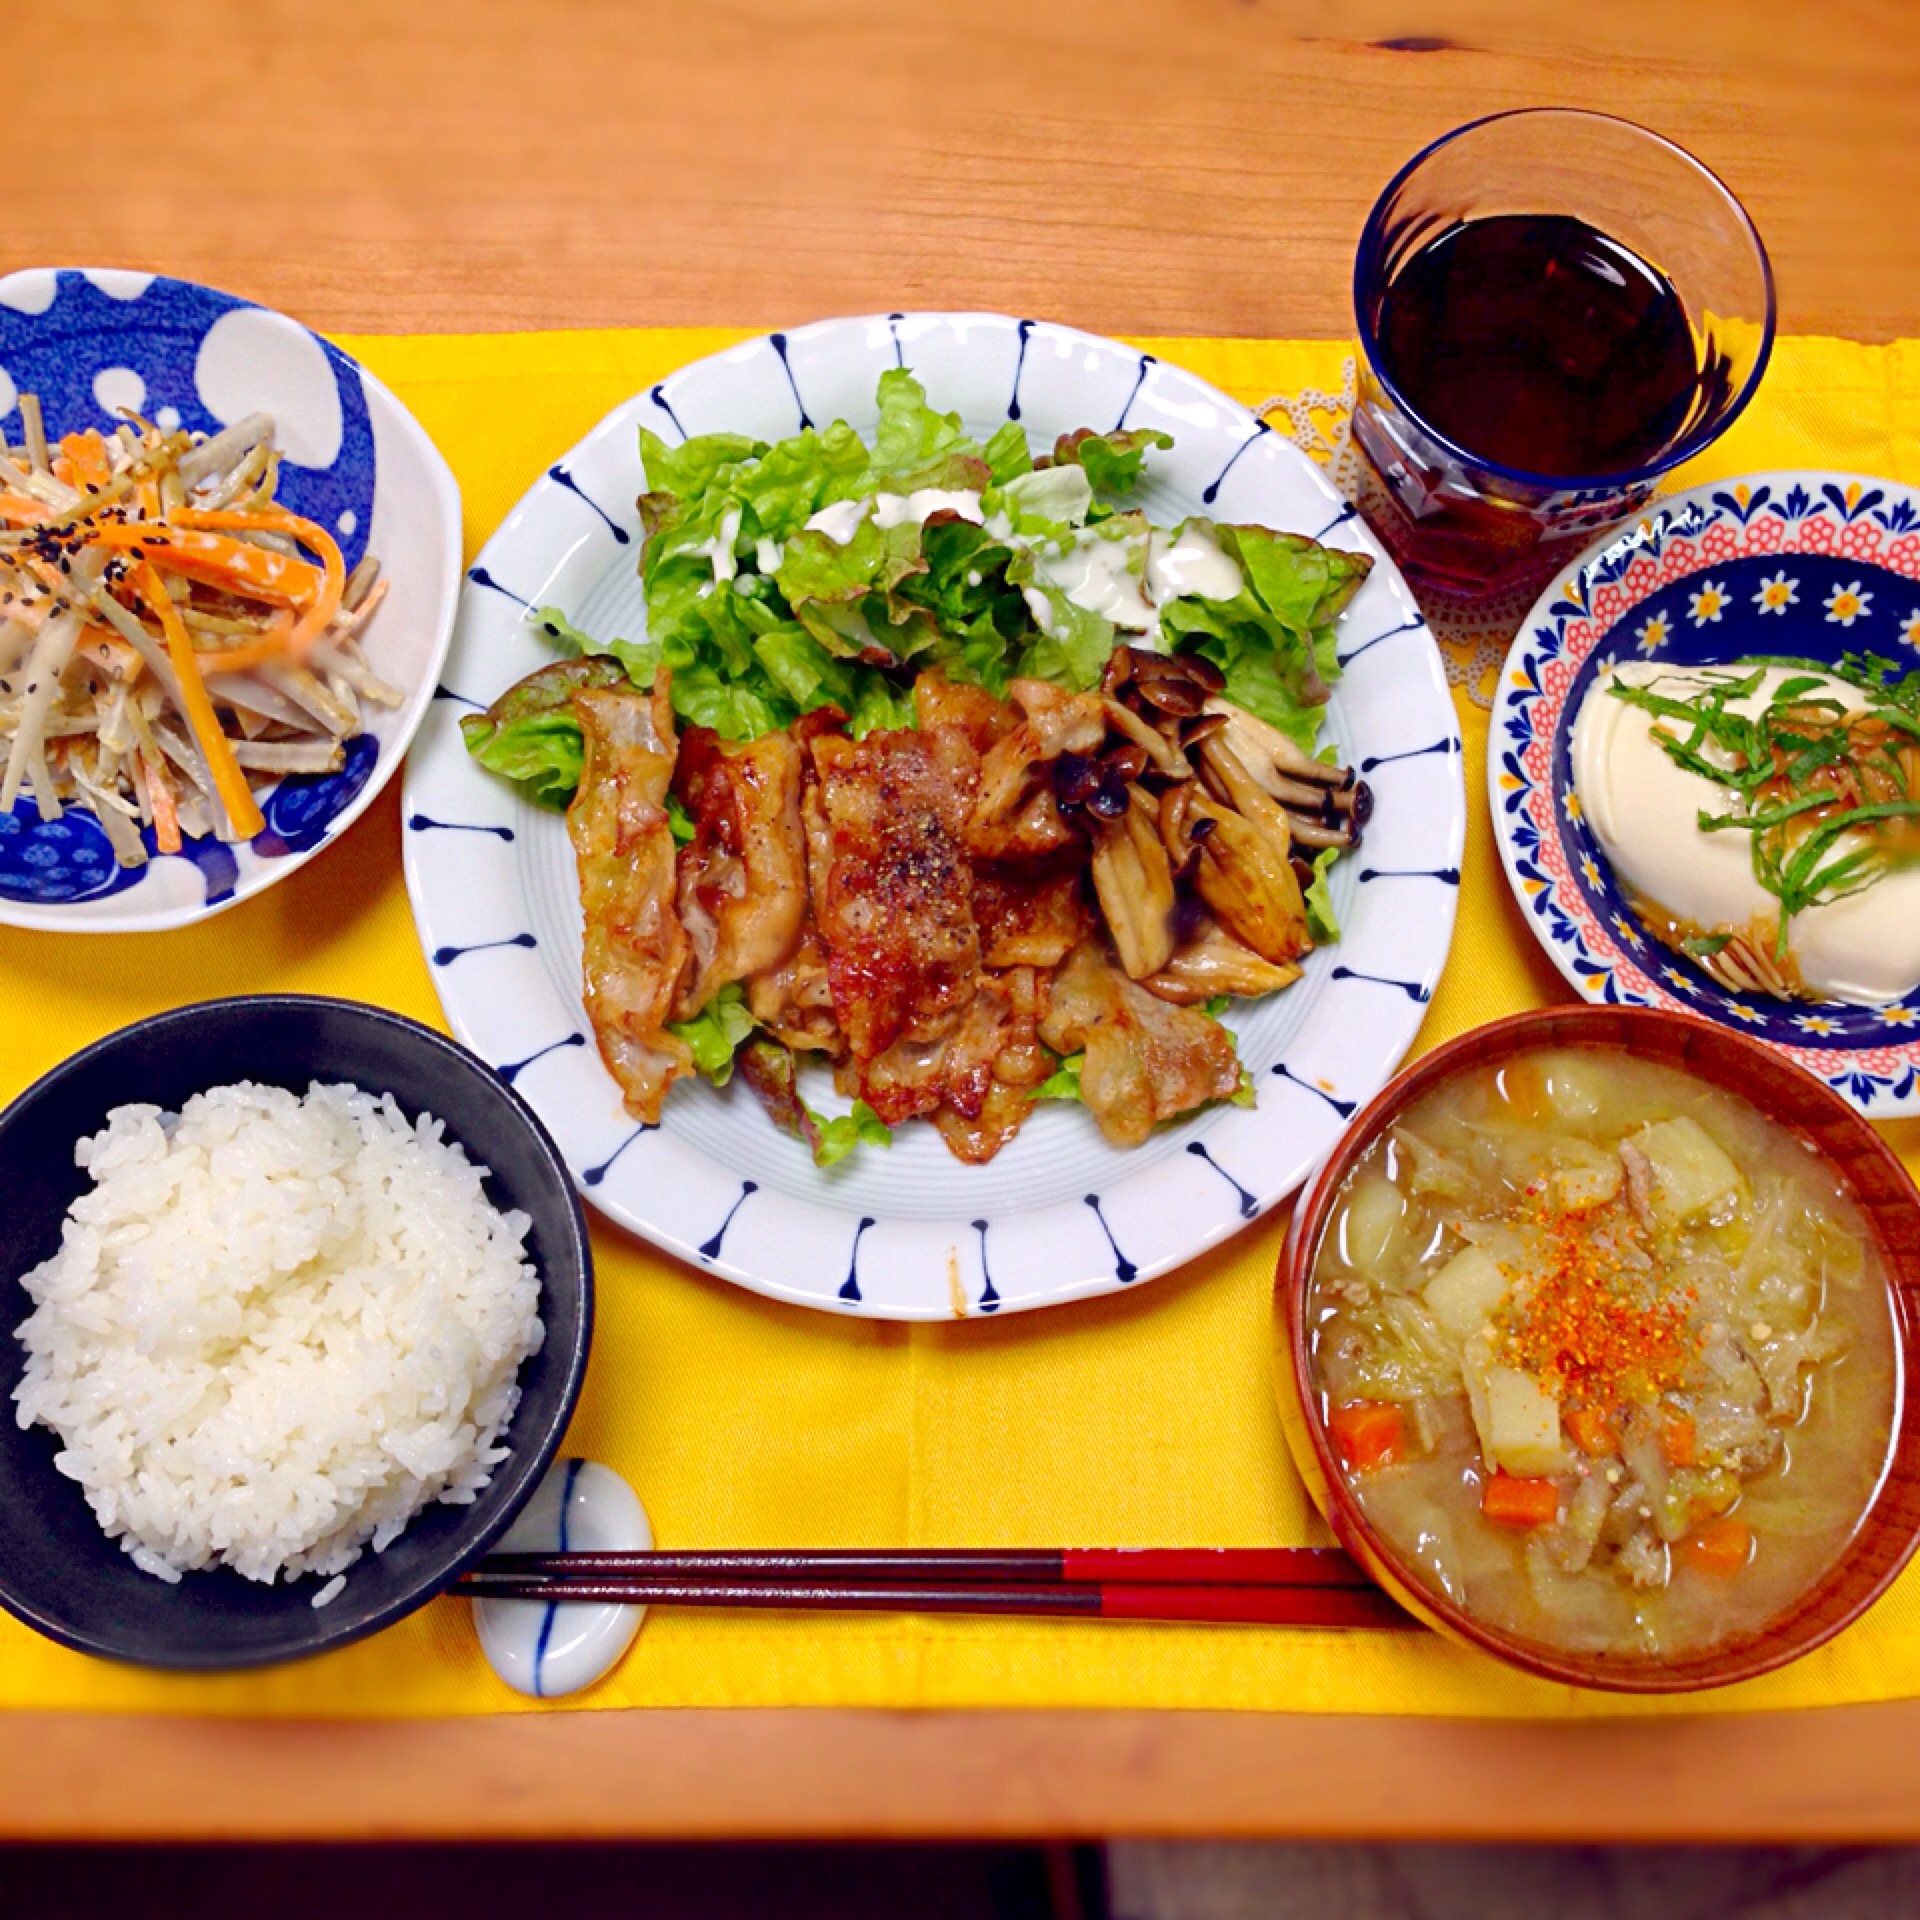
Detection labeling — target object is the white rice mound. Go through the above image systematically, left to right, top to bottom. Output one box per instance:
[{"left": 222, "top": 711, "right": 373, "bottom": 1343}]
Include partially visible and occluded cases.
[{"left": 11, "top": 1081, "right": 546, "bottom": 1588}]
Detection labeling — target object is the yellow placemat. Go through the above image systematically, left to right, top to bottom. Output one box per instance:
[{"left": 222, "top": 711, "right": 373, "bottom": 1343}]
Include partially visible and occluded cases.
[{"left": 3, "top": 329, "right": 1918, "bottom": 1722}]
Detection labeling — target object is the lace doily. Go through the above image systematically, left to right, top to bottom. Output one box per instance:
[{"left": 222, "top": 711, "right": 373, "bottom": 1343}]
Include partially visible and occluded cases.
[{"left": 1258, "top": 358, "right": 1541, "bottom": 708}]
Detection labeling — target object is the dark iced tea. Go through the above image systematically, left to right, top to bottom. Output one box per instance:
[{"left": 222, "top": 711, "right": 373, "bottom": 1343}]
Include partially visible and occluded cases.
[
  {"left": 1350, "top": 113, "right": 1773, "bottom": 600},
  {"left": 1374, "top": 215, "right": 1709, "bottom": 483}
]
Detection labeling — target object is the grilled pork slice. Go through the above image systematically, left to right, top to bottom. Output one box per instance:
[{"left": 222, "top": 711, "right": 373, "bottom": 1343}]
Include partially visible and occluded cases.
[
  {"left": 914, "top": 671, "right": 1017, "bottom": 752},
  {"left": 965, "top": 678, "right": 1106, "bottom": 861},
  {"left": 568, "top": 681, "right": 692, "bottom": 1124},
  {"left": 671, "top": 724, "right": 808, "bottom": 1017},
  {"left": 807, "top": 724, "right": 983, "bottom": 1065},
  {"left": 971, "top": 857, "right": 1091, "bottom": 970},
  {"left": 745, "top": 923, "right": 841, "bottom": 1054},
  {"left": 1038, "top": 939, "right": 1241, "bottom": 1147},
  {"left": 847, "top": 964, "right": 1052, "bottom": 1153},
  {"left": 931, "top": 1079, "right": 1037, "bottom": 1165}
]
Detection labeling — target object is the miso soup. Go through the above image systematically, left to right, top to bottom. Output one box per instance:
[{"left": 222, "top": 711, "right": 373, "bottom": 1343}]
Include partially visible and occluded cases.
[{"left": 1306, "top": 1047, "right": 1898, "bottom": 1660}]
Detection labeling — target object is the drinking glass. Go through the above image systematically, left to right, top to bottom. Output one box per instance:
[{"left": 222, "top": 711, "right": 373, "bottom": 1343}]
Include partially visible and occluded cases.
[{"left": 1351, "top": 109, "right": 1775, "bottom": 600}]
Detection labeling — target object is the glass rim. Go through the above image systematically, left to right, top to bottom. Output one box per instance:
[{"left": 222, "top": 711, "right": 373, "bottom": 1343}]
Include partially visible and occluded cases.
[{"left": 1352, "top": 107, "right": 1778, "bottom": 495}]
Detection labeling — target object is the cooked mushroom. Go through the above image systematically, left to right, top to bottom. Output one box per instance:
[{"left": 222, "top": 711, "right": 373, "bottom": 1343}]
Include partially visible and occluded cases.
[
  {"left": 1101, "top": 695, "right": 1191, "bottom": 780},
  {"left": 1202, "top": 695, "right": 1346, "bottom": 786},
  {"left": 1198, "top": 696, "right": 1371, "bottom": 849},
  {"left": 1179, "top": 785, "right": 1310, "bottom": 965},
  {"left": 1090, "top": 786, "right": 1178, "bottom": 978},
  {"left": 1142, "top": 913, "right": 1304, "bottom": 1004}
]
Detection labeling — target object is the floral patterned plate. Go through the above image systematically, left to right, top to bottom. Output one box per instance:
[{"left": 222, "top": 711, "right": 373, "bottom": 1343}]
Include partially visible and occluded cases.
[
  {"left": 0, "top": 269, "right": 461, "bottom": 932},
  {"left": 403, "top": 312, "right": 1464, "bottom": 1319},
  {"left": 1490, "top": 470, "right": 1920, "bottom": 1116}
]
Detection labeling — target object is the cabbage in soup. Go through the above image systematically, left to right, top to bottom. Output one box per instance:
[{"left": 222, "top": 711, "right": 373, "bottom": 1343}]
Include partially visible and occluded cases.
[{"left": 1306, "top": 1047, "right": 1897, "bottom": 1661}]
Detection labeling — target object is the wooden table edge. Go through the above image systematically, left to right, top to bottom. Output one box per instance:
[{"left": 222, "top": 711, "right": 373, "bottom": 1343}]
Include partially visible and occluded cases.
[{"left": 4, "top": 1700, "right": 1918, "bottom": 1842}]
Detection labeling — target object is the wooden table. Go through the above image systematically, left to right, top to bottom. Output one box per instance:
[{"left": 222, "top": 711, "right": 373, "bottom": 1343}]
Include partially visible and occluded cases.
[{"left": 7, "top": 0, "right": 1920, "bottom": 1844}]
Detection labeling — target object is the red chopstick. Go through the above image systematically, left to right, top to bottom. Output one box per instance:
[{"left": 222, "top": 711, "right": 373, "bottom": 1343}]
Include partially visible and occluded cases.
[
  {"left": 453, "top": 1546, "right": 1412, "bottom": 1629},
  {"left": 473, "top": 1546, "right": 1370, "bottom": 1586}
]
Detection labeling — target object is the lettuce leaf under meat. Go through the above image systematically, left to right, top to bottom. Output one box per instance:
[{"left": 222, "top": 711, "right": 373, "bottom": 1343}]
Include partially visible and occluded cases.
[{"left": 456, "top": 655, "right": 630, "bottom": 809}]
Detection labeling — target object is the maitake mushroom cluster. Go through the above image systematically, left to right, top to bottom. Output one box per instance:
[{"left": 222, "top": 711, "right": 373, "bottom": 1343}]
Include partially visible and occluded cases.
[{"left": 1056, "top": 647, "right": 1370, "bottom": 1004}]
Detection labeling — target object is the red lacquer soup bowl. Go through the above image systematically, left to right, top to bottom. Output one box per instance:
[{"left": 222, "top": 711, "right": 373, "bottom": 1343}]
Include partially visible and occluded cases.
[{"left": 1274, "top": 1005, "right": 1920, "bottom": 1692}]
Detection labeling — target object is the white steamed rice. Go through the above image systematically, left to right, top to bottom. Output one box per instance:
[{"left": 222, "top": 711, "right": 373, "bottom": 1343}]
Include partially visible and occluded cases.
[{"left": 11, "top": 1081, "right": 545, "bottom": 1587}]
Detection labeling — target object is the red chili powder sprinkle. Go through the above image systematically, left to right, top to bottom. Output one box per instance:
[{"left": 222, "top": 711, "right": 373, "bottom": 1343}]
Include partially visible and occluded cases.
[{"left": 1491, "top": 1189, "right": 1699, "bottom": 1405}]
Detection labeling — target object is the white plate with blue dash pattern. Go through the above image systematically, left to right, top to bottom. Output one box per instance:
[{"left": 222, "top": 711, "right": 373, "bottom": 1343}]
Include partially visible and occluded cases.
[{"left": 401, "top": 313, "right": 1463, "bottom": 1320}]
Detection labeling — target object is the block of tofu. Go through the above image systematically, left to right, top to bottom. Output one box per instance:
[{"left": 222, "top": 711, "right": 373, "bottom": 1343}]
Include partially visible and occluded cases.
[
  {"left": 1633, "top": 1115, "right": 1743, "bottom": 1226},
  {"left": 1422, "top": 1245, "right": 1511, "bottom": 1342},
  {"left": 1472, "top": 1364, "right": 1567, "bottom": 1478}
]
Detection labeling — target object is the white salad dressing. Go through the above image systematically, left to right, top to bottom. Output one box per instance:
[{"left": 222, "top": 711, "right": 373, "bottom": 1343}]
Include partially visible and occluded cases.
[
  {"left": 871, "top": 488, "right": 984, "bottom": 529},
  {"left": 793, "top": 489, "right": 1247, "bottom": 657},
  {"left": 803, "top": 490, "right": 984, "bottom": 545},
  {"left": 801, "top": 497, "right": 869, "bottom": 545},
  {"left": 697, "top": 506, "right": 742, "bottom": 583},
  {"left": 1027, "top": 521, "right": 1246, "bottom": 644},
  {"left": 1147, "top": 522, "right": 1243, "bottom": 605},
  {"left": 1033, "top": 530, "right": 1156, "bottom": 631},
  {"left": 754, "top": 536, "right": 784, "bottom": 573},
  {"left": 1571, "top": 661, "right": 1920, "bottom": 1005},
  {"left": 473, "top": 1458, "right": 652, "bottom": 1699}
]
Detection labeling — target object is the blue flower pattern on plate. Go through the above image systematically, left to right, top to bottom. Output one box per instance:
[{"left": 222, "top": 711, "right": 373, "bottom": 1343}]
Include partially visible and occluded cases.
[{"left": 1495, "top": 477, "right": 1920, "bottom": 1115}]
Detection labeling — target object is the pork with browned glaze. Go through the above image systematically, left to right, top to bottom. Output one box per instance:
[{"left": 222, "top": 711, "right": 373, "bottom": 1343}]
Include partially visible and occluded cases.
[
  {"left": 568, "top": 680, "right": 693, "bottom": 1124},
  {"left": 671, "top": 724, "right": 808, "bottom": 1017},
  {"left": 807, "top": 724, "right": 983, "bottom": 1065},
  {"left": 970, "top": 857, "right": 1090, "bottom": 970},
  {"left": 1037, "top": 938, "right": 1241, "bottom": 1147}
]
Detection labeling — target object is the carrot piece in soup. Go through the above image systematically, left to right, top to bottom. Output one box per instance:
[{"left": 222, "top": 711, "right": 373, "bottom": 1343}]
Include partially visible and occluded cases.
[
  {"left": 1498, "top": 1057, "right": 1549, "bottom": 1123},
  {"left": 1329, "top": 1401, "right": 1403, "bottom": 1472},
  {"left": 1564, "top": 1406, "right": 1620, "bottom": 1457},
  {"left": 1660, "top": 1411, "right": 1697, "bottom": 1468},
  {"left": 1480, "top": 1470, "right": 1560, "bottom": 1528},
  {"left": 1680, "top": 1516, "right": 1752, "bottom": 1574}
]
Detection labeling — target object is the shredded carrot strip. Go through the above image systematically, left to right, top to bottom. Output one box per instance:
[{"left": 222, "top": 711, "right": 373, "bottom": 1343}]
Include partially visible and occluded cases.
[
  {"left": 59, "top": 431, "right": 112, "bottom": 493},
  {"left": 0, "top": 491, "right": 50, "bottom": 526},
  {"left": 174, "top": 507, "right": 344, "bottom": 656},
  {"left": 91, "top": 523, "right": 321, "bottom": 607},
  {"left": 132, "top": 561, "right": 263, "bottom": 839},
  {"left": 141, "top": 751, "right": 182, "bottom": 855}
]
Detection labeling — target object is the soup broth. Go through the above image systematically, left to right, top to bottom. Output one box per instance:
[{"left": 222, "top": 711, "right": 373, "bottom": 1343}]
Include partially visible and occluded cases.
[{"left": 1306, "top": 1047, "right": 1898, "bottom": 1661}]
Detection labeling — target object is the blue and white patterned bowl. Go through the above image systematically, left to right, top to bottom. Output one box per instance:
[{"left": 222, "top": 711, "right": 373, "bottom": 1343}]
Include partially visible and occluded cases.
[
  {"left": 0, "top": 268, "right": 461, "bottom": 932},
  {"left": 404, "top": 312, "right": 1465, "bottom": 1319},
  {"left": 1490, "top": 471, "right": 1920, "bottom": 1117}
]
